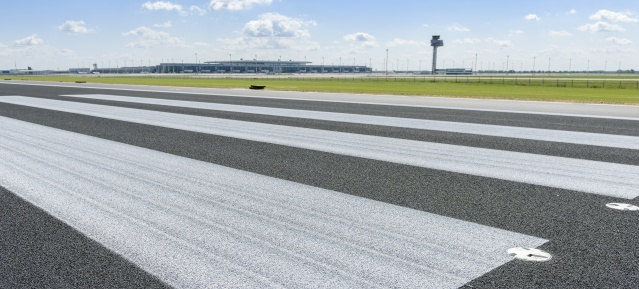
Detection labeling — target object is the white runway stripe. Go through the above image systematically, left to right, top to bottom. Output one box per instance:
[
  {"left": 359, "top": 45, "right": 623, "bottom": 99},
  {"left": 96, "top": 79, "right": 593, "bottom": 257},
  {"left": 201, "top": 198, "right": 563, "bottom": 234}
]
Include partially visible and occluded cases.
[
  {"left": 63, "top": 94, "right": 639, "bottom": 150},
  {"left": 2, "top": 96, "right": 639, "bottom": 199},
  {"left": 0, "top": 116, "right": 547, "bottom": 289}
]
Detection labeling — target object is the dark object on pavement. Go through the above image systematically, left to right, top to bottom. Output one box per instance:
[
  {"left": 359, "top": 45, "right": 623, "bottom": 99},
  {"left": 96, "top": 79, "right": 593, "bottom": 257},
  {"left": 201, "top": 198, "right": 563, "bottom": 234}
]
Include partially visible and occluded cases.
[{"left": 249, "top": 85, "right": 266, "bottom": 90}]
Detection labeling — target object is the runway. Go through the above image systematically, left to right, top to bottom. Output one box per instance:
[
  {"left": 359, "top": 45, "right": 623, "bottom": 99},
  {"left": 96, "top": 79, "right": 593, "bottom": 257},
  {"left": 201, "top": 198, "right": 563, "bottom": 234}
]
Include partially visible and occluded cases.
[{"left": 0, "top": 81, "right": 638, "bottom": 288}]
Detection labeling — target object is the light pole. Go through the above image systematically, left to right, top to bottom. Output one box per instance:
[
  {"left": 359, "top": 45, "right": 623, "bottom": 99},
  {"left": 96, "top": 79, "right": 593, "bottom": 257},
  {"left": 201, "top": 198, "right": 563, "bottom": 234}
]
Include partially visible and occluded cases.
[
  {"left": 385, "top": 48, "right": 388, "bottom": 76},
  {"left": 194, "top": 52, "right": 198, "bottom": 73},
  {"left": 474, "top": 53, "right": 478, "bottom": 74},
  {"left": 506, "top": 55, "right": 509, "bottom": 73},
  {"left": 532, "top": 56, "right": 536, "bottom": 74},
  {"left": 569, "top": 57, "right": 572, "bottom": 72}
]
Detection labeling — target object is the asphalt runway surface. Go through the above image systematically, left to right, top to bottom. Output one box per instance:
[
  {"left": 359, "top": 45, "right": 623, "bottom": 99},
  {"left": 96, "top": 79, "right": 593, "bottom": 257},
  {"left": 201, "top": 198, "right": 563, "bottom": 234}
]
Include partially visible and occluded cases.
[{"left": 0, "top": 81, "right": 638, "bottom": 288}]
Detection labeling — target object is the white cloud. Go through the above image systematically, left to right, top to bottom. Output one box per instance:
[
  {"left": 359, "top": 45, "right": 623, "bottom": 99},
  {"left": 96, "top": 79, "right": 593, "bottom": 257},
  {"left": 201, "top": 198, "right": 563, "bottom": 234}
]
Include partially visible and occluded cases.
[
  {"left": 209, "top": 0, "right": 272, "bottom": 11},
  {"left": 142, "top": 1, "right": 184, "bottom": 15},
  {"left": 190, "top": 5, "right": 207, "bottom": 16},
  {"left": 568, "top": 9, "right": 577, "bottom": 15},
  {"left": 590, "top": 9, "right": 638, "bottom": 23},
  {"left": 578, "top": 10, "right": 635, "bottom": 34},
  {"left": 222, "top": 13, "right": 318, "bottom": 51},
  {"left": 243, "top": 13, "right": 316, "bottom": 38},
  {"left": 524, "top": 14, "right": 540, "bottom": 21},
  {"left": 58, "top": 20, "right": 91, "bottom": 34},
  {"left": 154, "top": 21, "right": 172, "bottom": 28},
  {"left": 578, "top": 21, "right": 625, "bottom": 33},
  {"left": 447, "top": 24, "right": 470, "bottom": 32},
  {"left": 123, "top": 26, "right": 184, "bottom": 48},
  {"left": 508, "top": 29, "right": 524, "bottom": 36},
  {"left": 548, "top": 30, "right": 572, "bottom": 37},
  {"left": 344, "top": 32, "right": 375, "bottom": 42},
  {"left": 344, "top": 32, "right": 378, "bottom": 48},
  {"left": 14, "top": 34, "right": 44, "bottom": 46},
  {"left": 221, "top": 36, "right": 319, "bottom": 51},
  {"left": 606, "top": 37, "right": 632, "bottom": 45},
  {"left": 386, "top": 38, "right": 422, "bottom": 47},
  {"left": 453, "top": 38, "right": 481, "bottom": 44},
  {"left": 488, "top": 38, "right": 512, "bottom": 47},
  {"left": 193, "top": 41, "right": 210, "bottom": 47},
  {"left": 590, "top": 46, "right": 634, "bottom": 54},
  {"left": 60, "top": 48, "right": 75, "bottom": 55}
]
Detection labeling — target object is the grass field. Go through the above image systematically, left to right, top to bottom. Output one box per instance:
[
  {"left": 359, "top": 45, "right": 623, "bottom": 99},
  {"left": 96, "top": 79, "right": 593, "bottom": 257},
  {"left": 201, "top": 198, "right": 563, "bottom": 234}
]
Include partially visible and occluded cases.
[{"left": 5, "top": 74, "right": 639, "bottom": 104}]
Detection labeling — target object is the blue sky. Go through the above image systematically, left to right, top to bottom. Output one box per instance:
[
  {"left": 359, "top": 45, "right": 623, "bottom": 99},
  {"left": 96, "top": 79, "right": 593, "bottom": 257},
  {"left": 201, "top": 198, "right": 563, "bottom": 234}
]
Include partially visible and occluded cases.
[{"left": 1, "top": 0, "right": 638, "bottom": 71}]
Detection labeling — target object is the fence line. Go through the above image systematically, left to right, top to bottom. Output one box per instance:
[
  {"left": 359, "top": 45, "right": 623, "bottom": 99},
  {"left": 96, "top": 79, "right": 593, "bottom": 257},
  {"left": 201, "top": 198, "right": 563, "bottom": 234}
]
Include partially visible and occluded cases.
[
  {"left": 27, "top": 73, "right": 639, "bottom": 90},
  {"left": 252, "top": 75, "right": 639, "bottom": 90}
]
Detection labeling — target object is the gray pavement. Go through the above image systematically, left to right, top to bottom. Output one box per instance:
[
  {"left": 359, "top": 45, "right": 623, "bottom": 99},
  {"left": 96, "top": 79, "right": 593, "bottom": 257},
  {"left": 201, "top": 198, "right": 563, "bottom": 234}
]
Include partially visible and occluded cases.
[
  {"left": 1, "top": 79, "right": 639, "bottom": 119},
  {"left": 0, "top": 82, "right": 638, "bottom": 288}
]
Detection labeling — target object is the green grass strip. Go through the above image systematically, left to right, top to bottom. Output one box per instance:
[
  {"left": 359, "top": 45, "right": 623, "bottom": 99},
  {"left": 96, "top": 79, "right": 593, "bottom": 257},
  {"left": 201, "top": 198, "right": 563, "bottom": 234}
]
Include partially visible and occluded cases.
[{"left": 10, "top": 75, "right": 639, "bottom": 105}]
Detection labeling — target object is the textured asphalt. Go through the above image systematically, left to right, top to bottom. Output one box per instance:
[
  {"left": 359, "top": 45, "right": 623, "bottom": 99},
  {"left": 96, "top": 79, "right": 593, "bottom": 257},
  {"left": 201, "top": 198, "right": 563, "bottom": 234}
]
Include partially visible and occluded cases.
[
  {"left": 4, "top": 80, "right": 639, "bottom": 119},
  {"left": 1, "top": 82, "right": 638, "bottom": 288},
  {"left": 2, "top": 96, "right": 638, "bottom": 198},
  {"left": 1, "top": 117, "right": 547, "bottom": 288},
  {"left": 0, "top": 187, "right": 170, "bottom": 289}
]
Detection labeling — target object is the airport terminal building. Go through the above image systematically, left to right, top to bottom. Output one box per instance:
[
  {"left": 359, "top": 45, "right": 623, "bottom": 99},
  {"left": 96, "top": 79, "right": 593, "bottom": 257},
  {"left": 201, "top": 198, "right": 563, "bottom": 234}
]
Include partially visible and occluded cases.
[
  {"left": 90, "top": 60, "right": 372, "bottom": 74},
  {"left": 158, "top": 60, "right": 372, "bottom": 74}
]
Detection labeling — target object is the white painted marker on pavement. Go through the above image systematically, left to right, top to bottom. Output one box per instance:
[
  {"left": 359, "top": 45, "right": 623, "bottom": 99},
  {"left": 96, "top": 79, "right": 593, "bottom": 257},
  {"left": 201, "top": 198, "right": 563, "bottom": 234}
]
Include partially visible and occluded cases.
[
  {"left": 63, "top": 94, "right": 639, "bottom": 150},
  {"left": 2, "top": 96, "right": 638, "bottom": 199},
  {"left": 0, "top": 116, "right": 547, "bottom": 289}
]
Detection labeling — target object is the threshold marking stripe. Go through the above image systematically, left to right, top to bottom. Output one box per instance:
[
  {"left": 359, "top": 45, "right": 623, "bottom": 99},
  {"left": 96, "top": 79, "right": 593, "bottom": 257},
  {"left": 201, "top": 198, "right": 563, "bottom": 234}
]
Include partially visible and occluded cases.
[
  {"left": 62, "top": 94, "right": 639, "bottom": 150},
  {"left": 2, "top": 96, "right": 639, "bottom": 198},
  {"left": 0, "top": 116, "right": 547, "bottom": 289}
]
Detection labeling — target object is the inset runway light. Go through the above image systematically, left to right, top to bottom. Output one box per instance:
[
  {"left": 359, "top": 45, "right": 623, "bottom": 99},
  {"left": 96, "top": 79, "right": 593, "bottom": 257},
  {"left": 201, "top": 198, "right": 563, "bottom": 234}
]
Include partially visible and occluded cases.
[
  {"left": 606, "top": 203, "right": 639, "bottom": 211},
  {"left": 507, "top": 247, "right": 552, "bottom": 262}
]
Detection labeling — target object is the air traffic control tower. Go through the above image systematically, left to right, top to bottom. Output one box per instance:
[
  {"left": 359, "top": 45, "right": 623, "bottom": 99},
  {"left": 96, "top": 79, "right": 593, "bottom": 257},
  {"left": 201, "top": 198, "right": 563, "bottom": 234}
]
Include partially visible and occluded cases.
[{"left": 431, "top": 35, "right": 444, "bottom": 74}]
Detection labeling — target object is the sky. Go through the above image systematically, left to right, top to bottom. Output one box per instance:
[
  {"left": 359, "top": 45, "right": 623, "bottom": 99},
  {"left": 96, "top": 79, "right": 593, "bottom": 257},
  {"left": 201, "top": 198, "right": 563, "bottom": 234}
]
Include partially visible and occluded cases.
[{"left": 1, "top": 0, "right": 638, "bottom": 71}]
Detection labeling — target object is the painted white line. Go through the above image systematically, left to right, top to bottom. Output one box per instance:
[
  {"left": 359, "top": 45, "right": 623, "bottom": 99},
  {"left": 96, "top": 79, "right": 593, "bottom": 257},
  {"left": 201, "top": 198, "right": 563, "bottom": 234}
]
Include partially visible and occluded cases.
[
  {"left": 3, "top": 81, "right": 639, "bottom": 120},
  {"left": 63, "top": 94, "right": 639, "bottom": 150},
  {"left": 2, "top": 96, "right": 639, "bottom": 199},
  {"left": 0, "top": 116, "right": 547, "bottom": 289},
  {"left": 605, "top": 203, "right": 639, "bottom": 211},
  {"left": 507, "top": 247, "right": 552, "bottom": 262}
]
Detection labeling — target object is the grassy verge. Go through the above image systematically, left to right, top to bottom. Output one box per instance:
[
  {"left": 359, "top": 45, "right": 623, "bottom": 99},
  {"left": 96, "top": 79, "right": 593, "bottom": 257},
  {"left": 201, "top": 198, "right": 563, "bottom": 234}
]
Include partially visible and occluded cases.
[{"left": 7, "top": 75, "right": 639, "bottom": 104}]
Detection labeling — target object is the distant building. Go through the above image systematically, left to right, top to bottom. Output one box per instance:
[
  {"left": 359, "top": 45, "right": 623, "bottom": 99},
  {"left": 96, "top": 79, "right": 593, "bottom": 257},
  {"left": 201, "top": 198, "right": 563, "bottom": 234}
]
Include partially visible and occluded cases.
[
  {"left": 91, "top": 60, "right": 372, "bottom": 74},
  {"left": 69, "top": 67, "right": 91, "bottom": 74},
  {"left": 3, "top": 68, "right": 59, "bottom": 75},
  {"left": 437, "top": 68, "right": 473, "bottom": 75}
]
